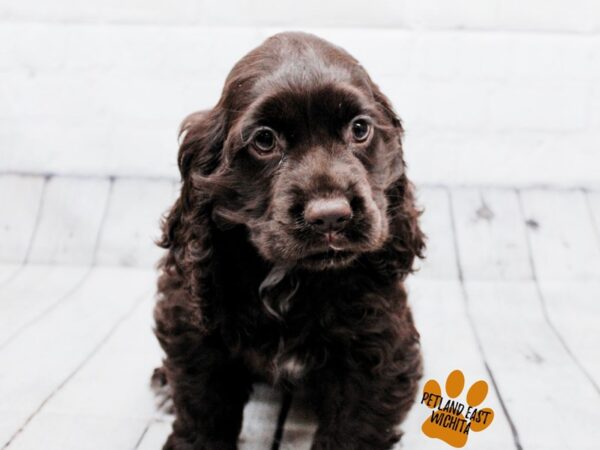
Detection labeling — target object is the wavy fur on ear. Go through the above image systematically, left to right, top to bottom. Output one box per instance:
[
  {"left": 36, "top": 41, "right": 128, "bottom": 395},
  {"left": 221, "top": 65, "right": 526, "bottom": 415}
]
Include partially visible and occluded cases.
[
  {"left": 370, "top": 83, "right": 426, "bottom": 278},
  {"left": 156, "top": 108, "right": 226, "bottom": 332},
  {"left": 159, "top": 110, "right": 224, "bottom": 252},
  {"left": 385, "top": 174, "right": 426, "bottom": 278}
]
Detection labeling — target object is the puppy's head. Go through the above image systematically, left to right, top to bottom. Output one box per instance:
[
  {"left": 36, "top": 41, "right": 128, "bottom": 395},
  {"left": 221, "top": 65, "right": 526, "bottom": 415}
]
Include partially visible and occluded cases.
[{"left": 175, "top": 32, "right": 423, "bottom": 272}]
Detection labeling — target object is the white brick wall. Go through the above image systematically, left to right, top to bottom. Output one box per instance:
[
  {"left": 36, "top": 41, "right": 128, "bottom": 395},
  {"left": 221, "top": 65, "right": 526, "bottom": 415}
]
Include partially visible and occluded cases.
[{"left": 0, "top": 1, "right": 599, "bottom": 186}]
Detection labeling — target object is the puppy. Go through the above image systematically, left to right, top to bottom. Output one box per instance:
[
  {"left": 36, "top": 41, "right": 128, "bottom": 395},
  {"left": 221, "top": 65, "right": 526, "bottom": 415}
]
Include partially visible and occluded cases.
[{"left": 154, "top": 31, "right": 425, "bottom": 450}]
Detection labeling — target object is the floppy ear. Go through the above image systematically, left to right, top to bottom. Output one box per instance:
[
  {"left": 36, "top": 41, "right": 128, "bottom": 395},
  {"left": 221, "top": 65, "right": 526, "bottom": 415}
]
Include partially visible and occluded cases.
[
  {"left": 372, "top": 84, "right": 426, "bottom": 278},
  {"left": 157, "top": 108, "right": 226, "bottom": 313},
  {"left": 159, "top": 109, "right": 225, "bottom": 250},
  {"left": 177, "top": 109, "right": 226, "bottom": 180},
  {"left": 386, "top": 174, "right": 426, "bottom": 279}
]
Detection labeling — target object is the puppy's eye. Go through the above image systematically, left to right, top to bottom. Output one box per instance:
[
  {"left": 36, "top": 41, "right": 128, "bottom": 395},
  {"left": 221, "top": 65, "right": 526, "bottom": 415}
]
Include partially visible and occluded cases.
[
  {"left": 350, "top": 118, "right": 371, "bottom": 143},
  {"left": 252, "top": 128, "right": 277, "bottom": 153}
]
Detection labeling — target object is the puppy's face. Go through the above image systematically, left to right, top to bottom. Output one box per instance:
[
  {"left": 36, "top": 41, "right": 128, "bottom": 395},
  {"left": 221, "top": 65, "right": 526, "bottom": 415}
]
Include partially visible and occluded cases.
[{"left": 192, "top": 34, "right": 406, "bottom": 270}]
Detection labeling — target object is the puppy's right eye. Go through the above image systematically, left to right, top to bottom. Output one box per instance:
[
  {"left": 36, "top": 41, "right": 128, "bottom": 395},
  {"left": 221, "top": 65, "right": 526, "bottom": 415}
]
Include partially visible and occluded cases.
[{"left": 252, "top": 128, "right": 277, "bottom": 154}]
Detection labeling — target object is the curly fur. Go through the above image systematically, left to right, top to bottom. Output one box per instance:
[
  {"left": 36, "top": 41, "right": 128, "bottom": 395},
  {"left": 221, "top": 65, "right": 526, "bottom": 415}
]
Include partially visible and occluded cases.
[{"left": 154, "top": 32, "right": 425, "bottom": 450}]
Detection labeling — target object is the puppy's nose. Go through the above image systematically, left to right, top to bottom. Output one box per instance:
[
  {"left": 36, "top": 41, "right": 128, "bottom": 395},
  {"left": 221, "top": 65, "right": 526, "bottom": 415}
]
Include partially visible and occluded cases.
[{"left": 304, "top": 197, "right": 352, "bottom": 232}]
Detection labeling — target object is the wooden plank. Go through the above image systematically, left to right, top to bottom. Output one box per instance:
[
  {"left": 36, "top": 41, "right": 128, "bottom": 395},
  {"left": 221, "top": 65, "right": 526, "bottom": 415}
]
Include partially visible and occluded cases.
[
  {"left": 0, "top": 175, "right": 46, "bottom": 264},
  {"left": 0, "top": 175, "right": 46, "bottom": 285},
  {"left": 0, "top": 175, "right": 112, "bottom": 348},
  {"left": 27, "top": 177, "right": 111, "bottom": 265},
  {"left": 95, "top": 178, "right": 175, "bottom": 267},
  {"left": 414, "top": 187, "right": 458, "bottom": 280},
  {"left": 403, "top": 188, "right": 513, "bottom": 448},
  {"left": 451, "top": 188, "right": 532, "bottom": 280},
  {"left": 452, "top": 188, "right": 600, "bottom": 448},
  {"left": 520, "top": 189, "right": 600, "bottom": 281},
  {"left": 521, "top": 189, "right": 600, "bottom": 388},
  {"left": 585, "top": 189, "right": 600, "bottom": 290},
  {"left": 587, "top": 190, "right": 600, "bottom": 248},
  {"left": 568, "top": 191, "right": 600, "bottom": 383},
  {"left": 0, "top": 264, "right": 22, "bottom": 288},
  {"left": 0, "top": 265, "right": 89, "bottom": 347},
  {"left": 0, "top": 267, "right": 154, "bottom": 447},
  {"left": 399, "top": 279, "right": 516, "bottom": 450},
  {"left": 464, "top": 281, "right": 600, "bottom": 449},
  {"left": 537, "top": 281, "right": 600, "bottom": 386},
  {"left": 7, "top": 284, "right": 157, "bottom": 450},
  {"left": 23, "top": 294, "right": 159, "bottom": 420},
  {"left": 239, "top": 385, "right": 282, "bottom": 450},
  {"left": 6, "top": 415, "right": 148, "bottom": 450},
  {"left": 135, "top": 420, "right": 172, "bottom": 450}
]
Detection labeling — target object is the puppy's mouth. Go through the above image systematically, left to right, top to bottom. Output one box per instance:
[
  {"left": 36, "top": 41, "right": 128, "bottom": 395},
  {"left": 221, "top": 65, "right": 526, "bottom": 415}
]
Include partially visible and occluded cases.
[
  {"left": 292, "top": 229, "right": 366, "bottom": 269},
  {"left": 298, "top": 246, "right": 357, "bottom": 270}
]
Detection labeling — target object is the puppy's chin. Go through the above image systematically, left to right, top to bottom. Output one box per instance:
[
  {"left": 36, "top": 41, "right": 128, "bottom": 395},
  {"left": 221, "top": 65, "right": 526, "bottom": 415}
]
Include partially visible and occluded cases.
[
  {"left": 252, "top": 239, "right": 361, "bottom": 271},
  {"left": 296, "top": 249, "right": 359, "bottom": 271}
]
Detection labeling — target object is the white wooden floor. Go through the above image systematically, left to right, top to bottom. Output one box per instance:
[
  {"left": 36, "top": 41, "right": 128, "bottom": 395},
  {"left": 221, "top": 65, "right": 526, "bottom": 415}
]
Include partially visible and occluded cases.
[{"left": 1, "top": 174, "right": 599, "bottom": 449}]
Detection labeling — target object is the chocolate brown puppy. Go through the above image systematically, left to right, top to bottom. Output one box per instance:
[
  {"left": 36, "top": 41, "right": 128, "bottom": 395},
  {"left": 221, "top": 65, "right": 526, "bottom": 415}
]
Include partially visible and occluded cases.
[{"left": 154, "top": 31, "right": 425, "bottom": 450}]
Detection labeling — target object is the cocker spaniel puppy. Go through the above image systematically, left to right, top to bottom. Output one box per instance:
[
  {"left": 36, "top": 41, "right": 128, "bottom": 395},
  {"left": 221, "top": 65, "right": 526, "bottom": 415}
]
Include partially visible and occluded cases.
[{"left": 154, "top": 31, "right": 425, "bottom": 450}]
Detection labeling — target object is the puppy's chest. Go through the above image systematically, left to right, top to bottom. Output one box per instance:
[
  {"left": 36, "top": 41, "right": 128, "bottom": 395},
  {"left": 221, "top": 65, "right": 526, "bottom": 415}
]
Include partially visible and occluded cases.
[
  {"left": 233, "top": 279, "right": 359, "bottom": 383},
  {"left": 240, "top": 312, "right": 326, "bottom": 384},
  {"left": 242, "top": 336, "right": 310, "bottom": 384}
]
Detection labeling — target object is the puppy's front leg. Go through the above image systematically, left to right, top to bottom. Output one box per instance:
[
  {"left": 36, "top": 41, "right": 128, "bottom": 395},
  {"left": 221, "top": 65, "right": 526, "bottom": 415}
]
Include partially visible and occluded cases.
[
  {"left": 161, "top": 338, "right": 252, "bottom": 450},
  {"left": 310, "top": 347, "right": 421, "bottom": 450}
]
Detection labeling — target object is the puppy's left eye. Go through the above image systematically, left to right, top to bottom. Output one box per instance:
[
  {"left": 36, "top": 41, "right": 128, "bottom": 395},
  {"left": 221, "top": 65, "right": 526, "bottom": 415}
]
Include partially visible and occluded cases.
[
  {"left": 350, "top": 118, "right": 371, "bottom": 143},
  {"left": 252, "top": 128, "right": 277, "bottom": 154}
]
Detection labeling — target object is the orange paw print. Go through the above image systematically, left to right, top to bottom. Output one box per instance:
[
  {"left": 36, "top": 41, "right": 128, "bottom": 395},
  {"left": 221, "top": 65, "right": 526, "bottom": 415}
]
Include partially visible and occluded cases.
[{"left": 420, "top": 370, "right": 494, "bottom": 448}]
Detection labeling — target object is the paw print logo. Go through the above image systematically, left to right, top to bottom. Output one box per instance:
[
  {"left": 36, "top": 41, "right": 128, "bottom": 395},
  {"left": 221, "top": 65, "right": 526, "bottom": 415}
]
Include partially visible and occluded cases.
[{"left": 420, "top": 369, "right": 494, "bottom": 448}]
